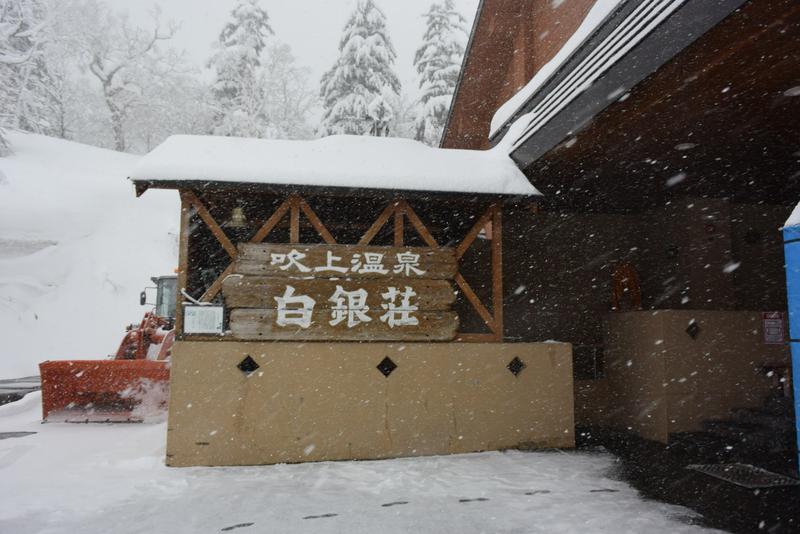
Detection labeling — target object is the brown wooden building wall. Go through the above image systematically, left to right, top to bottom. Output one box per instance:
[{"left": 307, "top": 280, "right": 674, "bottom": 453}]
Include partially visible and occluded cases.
[{"left": 442, "top": 0, "right": 596, "bottom": 150}]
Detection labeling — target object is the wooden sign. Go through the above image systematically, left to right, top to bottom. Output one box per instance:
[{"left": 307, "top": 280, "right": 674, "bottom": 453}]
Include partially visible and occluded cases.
[
  {"left": 223, "top": 243, "right": 459, "bottom": 341},
  {"left": 235, "top": 243, "right": 457, "bottom": 279},
  {"left": 223, "top": 277, "right": 455, "bottom": 310},
  {"left": 230, "top": 309, "right": 458, "bottom": 341}
]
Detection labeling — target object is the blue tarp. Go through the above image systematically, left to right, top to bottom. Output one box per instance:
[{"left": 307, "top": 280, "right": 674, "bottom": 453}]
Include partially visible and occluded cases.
[{"left": 782, "top": 224, "right": 800, "bottom": 471}]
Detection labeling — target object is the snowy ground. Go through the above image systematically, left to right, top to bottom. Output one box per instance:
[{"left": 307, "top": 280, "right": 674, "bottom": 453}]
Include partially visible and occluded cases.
[
  {"left": 0, "top": 133, "right": 178, "bottom": 378},
  {"left": 0, "top": 393, "right": 720, "bottom": 534}
]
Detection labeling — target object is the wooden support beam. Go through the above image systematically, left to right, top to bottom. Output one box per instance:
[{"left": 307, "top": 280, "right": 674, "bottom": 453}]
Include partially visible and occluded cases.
[
  {"left": 181, "top": 191, "right": 238, "bottom": 259},
  {"left": 175, "top": 192, "right": 191, "bottom": 335},
  {"left": 198, "top": 195, "right": 338, "bottom": 303},
  {"left": 289, "top": 195, "right": 300, "bottom": 244},
  {"left": 200, "top": 196, "right": 293, "bottom": 303},
  {"left": 299, "top": 197, "right": 337, "bottom": 245},
  {"left": 250, "top": 199, "right": 291, "bottom": 243},
  {"left": 358, "top": 201, "right": 398, "bottom": 245},
  {"left": 401, "top": 201, "right": 439, "bottom": 247},
  {"left": 490, "top": 203, "right": 503, "bottom": 341},
  {"left": 394, "top": 207, "right": 404, "bottom": 247},
  {"left": 455, "top": 207, "right": 494, "bottom": 260},
  {"left": 200, "top": 263, "right": 235, "bottom": 303},
  {"left": 454, "top": 273, "right": 495, "bottom": 330}
]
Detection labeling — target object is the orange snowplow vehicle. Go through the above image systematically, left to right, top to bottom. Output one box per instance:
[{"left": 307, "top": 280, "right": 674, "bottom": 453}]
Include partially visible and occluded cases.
[{"left": 39, "top": 276, "right": 176, "bottom": 422}]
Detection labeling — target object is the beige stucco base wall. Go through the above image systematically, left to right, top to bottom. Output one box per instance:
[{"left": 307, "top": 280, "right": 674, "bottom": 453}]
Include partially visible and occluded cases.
[
  {"left": 580, "top": 310, "right": 789, "bottom": 442},
  {"left": 166, "top": 342, "right": 574, "bottom": 467}
]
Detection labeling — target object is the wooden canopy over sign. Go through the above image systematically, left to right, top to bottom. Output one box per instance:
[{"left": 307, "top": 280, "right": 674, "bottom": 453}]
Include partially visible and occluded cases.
[{"left": 176, "top": 192, "right": 505, "bottom": 342}]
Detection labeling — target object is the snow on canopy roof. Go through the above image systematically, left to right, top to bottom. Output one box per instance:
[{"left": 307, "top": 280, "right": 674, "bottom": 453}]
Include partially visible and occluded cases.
[{"left": 130, "top": 135, "right": 539, "bottom": 197}]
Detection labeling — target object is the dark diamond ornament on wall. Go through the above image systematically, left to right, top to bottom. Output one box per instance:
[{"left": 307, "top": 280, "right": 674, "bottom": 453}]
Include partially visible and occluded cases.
[
  {"left": 237, "top": 355, "right": 260, "bottom": 375},
  {"left": 377, "top": 356, "right": 397, "bottom": 377},
  {"left": 507, "top": 356, "right": 526, "bottom": 377}
]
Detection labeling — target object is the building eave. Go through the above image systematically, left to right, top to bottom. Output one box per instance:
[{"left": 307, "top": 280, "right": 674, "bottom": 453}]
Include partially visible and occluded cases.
[{"left": 492, "top": 0, "right": 749, "bottom": 170}]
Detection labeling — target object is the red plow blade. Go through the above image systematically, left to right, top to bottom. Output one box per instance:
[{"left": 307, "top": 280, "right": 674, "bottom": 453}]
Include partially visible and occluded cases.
[{"left": 39, "top": 360, "right": 170, "bottom": 423}]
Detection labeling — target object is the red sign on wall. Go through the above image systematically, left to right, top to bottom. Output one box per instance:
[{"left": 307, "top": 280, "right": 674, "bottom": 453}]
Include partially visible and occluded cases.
[{"left": 762, "top": 311, "right": 785, "bottom": 344}]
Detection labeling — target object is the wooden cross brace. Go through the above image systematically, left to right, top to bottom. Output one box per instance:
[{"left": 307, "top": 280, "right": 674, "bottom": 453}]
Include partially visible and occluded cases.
[
  {"left": 177, "top": 192, "right": 502, "bottom": 342},
  {"left": 179, "top": 192, "right": 337, "bottom": 304},
  {"left": 357, "top": 199, "right": 503, "bottom": 341}
]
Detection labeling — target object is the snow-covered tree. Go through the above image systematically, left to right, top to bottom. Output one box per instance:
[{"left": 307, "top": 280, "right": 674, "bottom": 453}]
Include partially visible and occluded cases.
[
  {"left": 0, "top": 0, "right": 47, "bottom": 154},
  {"left": 37, "top": 0, "right": 99, "bottom": 140},
  {"left": 208, "top": 0, "right": 273, "bottom": 138},
  {"left": 319, "top": 0, "right": 401, "bottom": 137},
  {"left": 413, "top": 0, "right": 466, "bottom": 146},
  {"left": 9, "top": 1, "right": 54, "bottom": 135},
  {"left": 82, "top": 4, "right": 176, "bottom": 151},
  {"left": 261, "top": 43, "right": 316, "bottom": 139},
  {"left": 125, "top": 50, "right": 214, "bottom": 152},
  {"left": 386, "top": 90, "right": 417, "bottom": 139}
]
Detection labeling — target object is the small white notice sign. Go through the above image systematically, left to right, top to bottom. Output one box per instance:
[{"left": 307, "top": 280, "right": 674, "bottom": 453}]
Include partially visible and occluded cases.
[
  {"left": 184, "top": 305, "right": 224, "bottom": 335},
  {"left": 762, "top": 311, "right": 784, "bottom": 344}
]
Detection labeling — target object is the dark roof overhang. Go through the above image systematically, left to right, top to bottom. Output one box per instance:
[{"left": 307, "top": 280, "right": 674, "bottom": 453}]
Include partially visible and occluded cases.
[
  {"left": 490, "top": 0, "right": 749, "bottom": 169},
  {"left": 130, "top": 178, "right": 537, "bottom": 205}
]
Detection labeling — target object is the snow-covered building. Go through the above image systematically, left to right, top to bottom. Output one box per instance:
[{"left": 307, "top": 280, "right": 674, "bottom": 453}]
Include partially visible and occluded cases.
[
  {"left": 443, "top": 0, "right": 800, "bottom": 455},
  {"left": 131, "top": 134, "right": 575, "bottom": 467}
]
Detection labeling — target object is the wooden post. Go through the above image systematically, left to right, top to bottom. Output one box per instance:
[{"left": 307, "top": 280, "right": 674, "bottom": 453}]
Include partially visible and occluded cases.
[
  {"left": 175, "top": 191, "right": 191, "bottom": 337},
  {"left": 183, "top": 191, "right": 237, "bottom": 259},
  {"left": 200, "top": 195, "right": 340, "bottom": 302},
  {"left": 289, "top": 195, "right": 300, "bottom": 244},
  {"left": 299, "top": 197, "right": 337, "bottom": 244},
  {"left": 251, "top": 199, "right": 291, "bottom": 243},
  {"left": 359, "top": 201, "right": 397, "bottom": 245},
  {"left": 402, "top": 201, "right": 438, "bottom": 247},
  {"left": 491, "top": 203, "right": 503, "bottom": 341},
  {"left": 394, "top": 207, "right": 404, "bottom": 247},
  {"left": 455, "top": 208, "right": 494, "bottom": 260},
  {"left": 454, "top": 273, "right": 496, "bottom": 329}
]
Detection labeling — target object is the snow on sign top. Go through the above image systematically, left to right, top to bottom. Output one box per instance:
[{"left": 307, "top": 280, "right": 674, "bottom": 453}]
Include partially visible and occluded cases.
[{"left": 130, "top": 135, "right": 539, "bottom": 196}]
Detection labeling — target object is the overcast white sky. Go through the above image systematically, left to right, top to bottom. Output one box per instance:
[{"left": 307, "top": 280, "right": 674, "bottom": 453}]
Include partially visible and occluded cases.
[{"left": 106, "top": 0, "right": 479, "bottom": 99}]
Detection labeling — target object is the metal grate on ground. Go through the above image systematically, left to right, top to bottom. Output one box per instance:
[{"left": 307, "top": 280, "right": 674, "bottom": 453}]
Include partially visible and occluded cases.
[{"left": 686, "top": 463, "right": 800, "bottom": 489}]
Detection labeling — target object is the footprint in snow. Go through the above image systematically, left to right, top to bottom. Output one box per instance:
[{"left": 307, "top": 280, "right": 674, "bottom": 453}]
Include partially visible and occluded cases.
[
  {"left": 0, "top": 432, "right": 37, "bottom": 440},
  {"left": 590, "top": 489, "right": 620, "bottom": 493},
  {"left": 525, "top": 490, "right": 552, "bottom": 495},
  {"left": 459, "top": 497, "right": 489, "bottom": 503},
  {"left": 381, "top": 501, "right": 409, "bottom": 507},
  {"left": 303, "top": 513, "right": 339, "bottom": 519},
  {"left": 220, "top": 523, "right": 254, "bottom": 532}
]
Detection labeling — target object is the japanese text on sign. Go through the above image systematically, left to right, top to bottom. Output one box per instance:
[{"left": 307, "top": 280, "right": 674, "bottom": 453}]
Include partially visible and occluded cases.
[
  {"left": 269, "top": 249, "right": 425, "bottom": 277},
  {"left": 275, "top": 284, "right": 419, "bottom": 329}
]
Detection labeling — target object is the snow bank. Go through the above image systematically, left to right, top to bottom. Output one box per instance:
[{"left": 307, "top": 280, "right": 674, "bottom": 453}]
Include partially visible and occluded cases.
[
  {"left": 490, "top": 0, "right": 624, "bottom": 136},
  {"left": 0, "top": 133, "right": 178, "bottom": 377},
  {"left": 130, "top": 134, "right": 539, "bottom": 196},
  {"left": 0, "top": 393, "right": 714, "bottom": 534}
]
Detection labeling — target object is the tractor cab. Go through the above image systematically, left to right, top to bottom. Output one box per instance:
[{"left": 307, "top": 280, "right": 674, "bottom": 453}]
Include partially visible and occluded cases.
[{"left": 141, "top": 275, "right": 177, "bottom": 321}]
